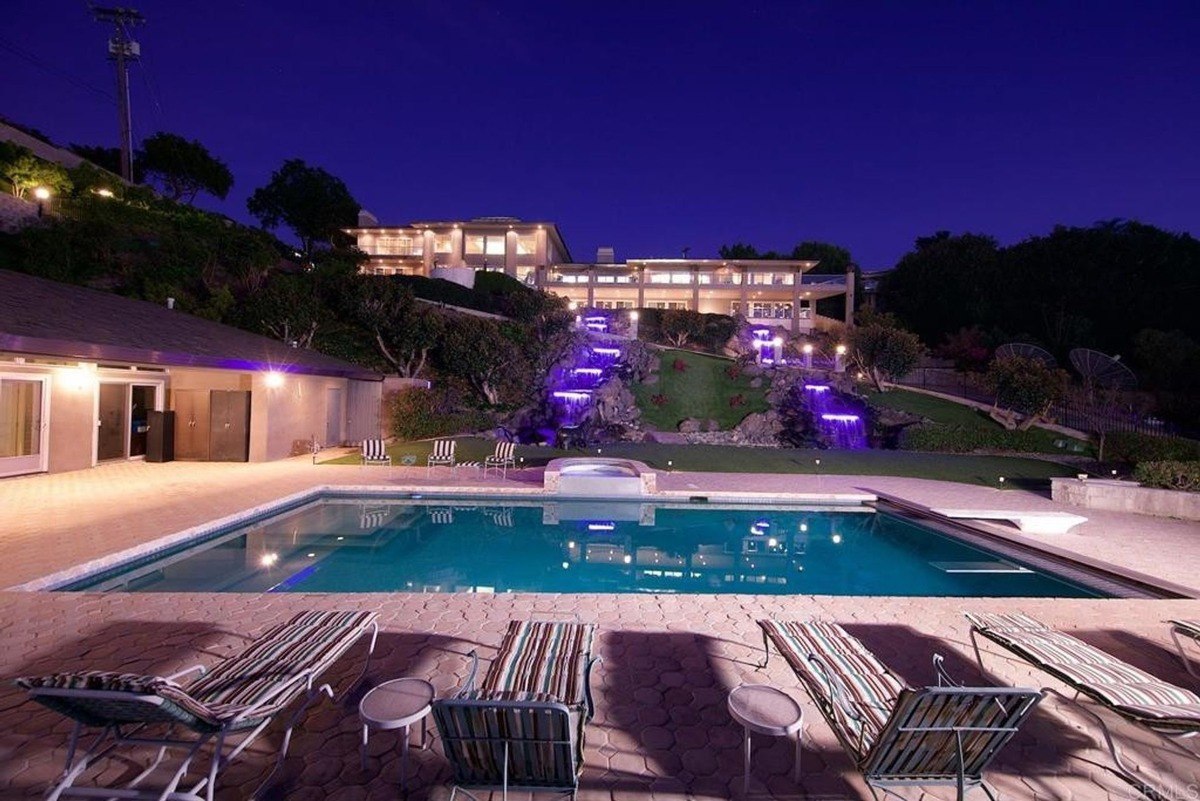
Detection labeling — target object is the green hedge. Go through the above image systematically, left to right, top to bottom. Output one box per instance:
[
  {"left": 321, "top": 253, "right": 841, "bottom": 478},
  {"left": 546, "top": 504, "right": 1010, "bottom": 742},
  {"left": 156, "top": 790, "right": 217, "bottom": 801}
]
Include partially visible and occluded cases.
[
  {"left": 386, "top": 387, "right": 491, "bottom": 441},
  {"left": 898, "top": 424, "right": 1064, "bottom": 454},
  {"left": 1104, "top": 431, "right": 1200, "bottom": 463},
  {"left": 1133, "top": 460, "right": 1200, "bottom": 492}
]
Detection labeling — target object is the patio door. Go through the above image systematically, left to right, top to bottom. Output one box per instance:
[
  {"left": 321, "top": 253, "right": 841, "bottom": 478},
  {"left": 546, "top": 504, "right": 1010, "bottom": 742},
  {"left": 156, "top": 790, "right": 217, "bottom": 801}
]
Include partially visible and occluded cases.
[
  {"left": 0, "top": 375, "right": 48, "bottom": 477},
  {"left": 97, "top": 382, "right": 161, "bottom": 461}
]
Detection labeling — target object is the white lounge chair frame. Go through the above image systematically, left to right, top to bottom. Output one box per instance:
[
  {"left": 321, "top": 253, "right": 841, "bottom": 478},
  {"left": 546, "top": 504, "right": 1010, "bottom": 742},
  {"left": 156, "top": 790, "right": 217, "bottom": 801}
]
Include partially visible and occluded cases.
[
  {"left": 361, "top": 438, "right": 391, "bottom": 466},
  {"left": 426, "top": 438, "right": 457, "bottom": 477},
  {"left": 483, "top": 441, "right": 516, "bottom": 479},
  {"left": 20, "top": 613, "right": 378, "bottom": 801},
  {"left": 968, "top": 613, "right": 1200, "bottom": 801},
  {"left": 1169, "top": 619, "right": 1200, "bottom": 679},
  {"left": 760, "top": 620, "right": 1042, "bottom": 801}
]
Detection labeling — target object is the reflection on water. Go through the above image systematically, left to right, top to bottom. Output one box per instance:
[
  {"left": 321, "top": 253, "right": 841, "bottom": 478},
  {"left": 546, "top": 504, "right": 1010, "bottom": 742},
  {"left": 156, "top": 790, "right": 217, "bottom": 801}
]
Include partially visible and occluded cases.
[{"left": 68, "top": 499, "right": 1101, "bottom": 597}]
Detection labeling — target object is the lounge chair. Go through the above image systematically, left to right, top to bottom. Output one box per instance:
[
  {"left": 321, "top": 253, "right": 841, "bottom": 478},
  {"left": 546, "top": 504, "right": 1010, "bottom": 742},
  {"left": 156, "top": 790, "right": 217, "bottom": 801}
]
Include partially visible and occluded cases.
[
  {"left": 361, "top": 438, "right": 391, "bottom": 466},
  {"left": 426, "top": 438, "right": 457, "bottom": 477},
  {"left": 484, "top": 441, "right": 517, "bottom": 479},
  {"left": 17, "top": 610, "right": 379, "bottom": 801},
  {"left": 967, "top": 612, "right": 1200, "bottom": 796},
  {"left": 759, "top": 619, "right": 1042, "bottom": 801},
  {"left": 1168, "top": 619, "right": 1200, "bottom": 678},
  {"left": 438, "top": 620, "right": 599, "bottom": 800},
  {"left": 467, "top": 620, "right": 600, "bottom": 720},
  {"left": 433, "top": 696, "right": 581, "bottom": 801}
]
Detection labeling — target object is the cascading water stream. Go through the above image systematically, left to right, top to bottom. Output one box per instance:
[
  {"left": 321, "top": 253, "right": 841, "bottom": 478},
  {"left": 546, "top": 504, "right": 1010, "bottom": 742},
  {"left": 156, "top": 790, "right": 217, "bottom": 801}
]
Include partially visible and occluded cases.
[{"left": 803, "top": 384, "right": 867, "bottom": 448}]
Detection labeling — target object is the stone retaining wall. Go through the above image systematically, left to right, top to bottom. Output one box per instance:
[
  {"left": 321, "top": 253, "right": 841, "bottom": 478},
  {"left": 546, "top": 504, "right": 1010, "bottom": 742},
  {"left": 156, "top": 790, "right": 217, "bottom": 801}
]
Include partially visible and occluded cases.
[{"left": 1052, "top": 477, "right": 1200, "bottom": 521}]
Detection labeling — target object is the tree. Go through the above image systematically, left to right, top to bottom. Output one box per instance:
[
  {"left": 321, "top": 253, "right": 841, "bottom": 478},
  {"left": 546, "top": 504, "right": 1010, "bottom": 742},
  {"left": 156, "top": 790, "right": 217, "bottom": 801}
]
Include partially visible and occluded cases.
[
  {"left": 134, "top": 132, "right": 233, "bottom": 204},
  {"left": 0, "top": 142, "right": 72, "bottom": 199},
  {"left": 69, "top": 144, "right": 127, "bottom": 178},
  {"left": 246, "top": 159, "right": 359, "bottom": 257},
  {"left": 881, "top": 232, "right": 1001, "bottom": 346},
  {"left": 239, "top": 273, "right": 326, "bottom": 348},
  {"left": 355, "top": 278, "right": 444, "bottom": 378},
  {"left": 660, "top": 308, "right": 706, "bottom": 347},
  {"left": 849, "top": 315, "right": 923, "bottom": 392},
  {"left": 438, "top": 317, "right": 524, "bottom": 406},
  {"left": 984, "top": 355, "right": 1067, "bottom": 430}
]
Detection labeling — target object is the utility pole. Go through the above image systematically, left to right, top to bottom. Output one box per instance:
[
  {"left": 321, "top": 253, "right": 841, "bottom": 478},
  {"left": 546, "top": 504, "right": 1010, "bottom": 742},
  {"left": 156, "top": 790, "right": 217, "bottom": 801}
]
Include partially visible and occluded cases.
[{"left": 91, "top": 6, "right": 145, "bottom": 182}]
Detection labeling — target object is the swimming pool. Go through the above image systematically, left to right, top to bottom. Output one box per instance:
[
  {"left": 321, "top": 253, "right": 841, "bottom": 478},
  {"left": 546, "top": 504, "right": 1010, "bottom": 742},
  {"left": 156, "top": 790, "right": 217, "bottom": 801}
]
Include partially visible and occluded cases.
[{"left": 59, "top": 495, "right": 1109, "bottom": 597}]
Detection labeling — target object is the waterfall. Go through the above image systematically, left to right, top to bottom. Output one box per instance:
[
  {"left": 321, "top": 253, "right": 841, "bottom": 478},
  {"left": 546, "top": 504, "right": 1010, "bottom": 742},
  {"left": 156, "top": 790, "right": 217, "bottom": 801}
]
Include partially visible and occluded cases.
[{"left": 803, "top": 384, "right": 867, "bottom": 449}]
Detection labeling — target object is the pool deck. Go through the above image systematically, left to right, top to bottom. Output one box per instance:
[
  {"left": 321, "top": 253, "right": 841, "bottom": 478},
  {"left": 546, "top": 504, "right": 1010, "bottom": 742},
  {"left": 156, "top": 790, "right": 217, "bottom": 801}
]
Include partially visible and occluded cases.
[{"left": 1, "top": 456, "right": 1199, "bottom": 799}]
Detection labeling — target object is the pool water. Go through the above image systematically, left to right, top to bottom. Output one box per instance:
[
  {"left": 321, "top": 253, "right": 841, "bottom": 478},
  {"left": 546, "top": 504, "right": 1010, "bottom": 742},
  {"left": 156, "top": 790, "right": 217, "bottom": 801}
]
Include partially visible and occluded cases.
[{"left": 63, "top": 497, "right": 1104, "bottom": 597}]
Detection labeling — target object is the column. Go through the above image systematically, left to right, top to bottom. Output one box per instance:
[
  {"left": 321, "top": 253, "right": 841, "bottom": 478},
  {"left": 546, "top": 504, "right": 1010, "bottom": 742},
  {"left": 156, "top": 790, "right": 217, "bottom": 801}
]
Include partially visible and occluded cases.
[
  {"left": 844, "top": 264, "right": 857, "bottom": 327},
  {"left": 636, "top": 265, "right": 645, "bottom": 308},
  {"left": 691, "top": 265, "right": 700, "bottom": 312},
  {"left": 587, "top": 266, "right": 595, "bottom": 308},
  {"left": 739, "top": 266, "right": 749, "bottom": 317},
  {"left": 792, "top": 266, "right": 802, "bottom": 334}
]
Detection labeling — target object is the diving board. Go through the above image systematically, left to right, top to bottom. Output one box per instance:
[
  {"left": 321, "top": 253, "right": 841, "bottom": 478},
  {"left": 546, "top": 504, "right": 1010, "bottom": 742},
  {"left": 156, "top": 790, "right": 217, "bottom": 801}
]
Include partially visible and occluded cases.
[{"left": 931, "top": 508, "right": 1088, "bottom": 535}]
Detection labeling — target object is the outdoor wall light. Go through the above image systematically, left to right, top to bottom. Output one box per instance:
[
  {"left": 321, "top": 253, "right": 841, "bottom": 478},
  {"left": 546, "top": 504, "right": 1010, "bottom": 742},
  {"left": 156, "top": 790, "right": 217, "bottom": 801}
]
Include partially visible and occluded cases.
[
  {"left": 33, "top": 187, "right": 50, "bottom": 201},
  {"left": 96, "top": 188, "right": 114, "bottom": 198},
  {"left": 630, "top": 311, "right": 639, "bottom": 321},
  {"left": 802, "top": 343, "right": 813, "bottom": 354},
  {"left": 835, "top": 344, "right": 847, "bottom": 355},
  {"left": 263, "top": 371, "right": 285, "bottom": 388},
  {"left": 260, "top": 552, "right": 279, "bottom": 567}
]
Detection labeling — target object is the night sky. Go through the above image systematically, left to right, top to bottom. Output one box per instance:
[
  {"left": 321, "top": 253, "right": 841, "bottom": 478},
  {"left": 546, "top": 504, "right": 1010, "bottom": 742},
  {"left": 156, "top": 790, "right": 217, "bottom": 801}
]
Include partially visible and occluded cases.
[{"left": 3, "top": 1, "right": 1197, "bottom": 267}]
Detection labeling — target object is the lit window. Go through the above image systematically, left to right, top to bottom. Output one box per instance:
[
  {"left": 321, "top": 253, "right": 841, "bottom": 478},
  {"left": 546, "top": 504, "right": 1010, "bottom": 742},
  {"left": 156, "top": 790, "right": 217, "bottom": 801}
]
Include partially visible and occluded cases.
[
  {"left": 516, "top": 234, "right": 537, "bottom": 255},
  {"left": 433, "top": 235, "right": 452, "bottom": 254},
  {"left": 465, "top": 235, "right": 485, "bottom": 254},
  {"left": 486, "top": 236, "right": 506, "bottom": 256}
]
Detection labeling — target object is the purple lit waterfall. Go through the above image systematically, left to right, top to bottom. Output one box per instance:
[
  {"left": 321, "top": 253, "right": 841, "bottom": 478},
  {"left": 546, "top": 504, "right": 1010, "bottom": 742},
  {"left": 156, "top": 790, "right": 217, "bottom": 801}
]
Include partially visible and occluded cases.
[
  {"left": 550, "top": 342, "right": 624, "bottom": 427},
  {"left": 803, "top": 384, "right": 867, "bottom": 449}
]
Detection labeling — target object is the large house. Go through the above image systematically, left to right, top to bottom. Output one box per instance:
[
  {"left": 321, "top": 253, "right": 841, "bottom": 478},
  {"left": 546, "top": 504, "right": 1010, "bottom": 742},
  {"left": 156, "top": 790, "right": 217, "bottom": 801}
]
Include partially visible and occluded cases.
[
  {"left": 345, "top": 213, "right": 853, "bottom": 334},
  {"left": 0, "top": 270, "right": 382, "bottom": 478}
]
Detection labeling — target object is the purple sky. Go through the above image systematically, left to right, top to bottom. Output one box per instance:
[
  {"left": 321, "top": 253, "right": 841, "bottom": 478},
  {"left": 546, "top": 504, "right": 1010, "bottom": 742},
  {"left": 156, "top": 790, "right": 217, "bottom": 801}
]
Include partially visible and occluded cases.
[{"left": 3, "top": 1, "right": 1197, "bottom": 267}]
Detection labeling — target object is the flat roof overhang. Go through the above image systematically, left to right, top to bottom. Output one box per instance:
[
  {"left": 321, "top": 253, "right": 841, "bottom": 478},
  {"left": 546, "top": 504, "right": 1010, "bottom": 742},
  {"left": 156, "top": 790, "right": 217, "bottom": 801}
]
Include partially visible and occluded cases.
[{"left": 0, "top": 334, "right": 382, "bottom": 382}]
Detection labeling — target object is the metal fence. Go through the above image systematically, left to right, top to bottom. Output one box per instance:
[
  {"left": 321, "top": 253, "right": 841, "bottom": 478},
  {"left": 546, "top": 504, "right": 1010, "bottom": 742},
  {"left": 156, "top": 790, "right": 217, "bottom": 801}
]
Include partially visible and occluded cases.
[{"left": 896, "top": 368, "right": 1182, "bottom": 438}]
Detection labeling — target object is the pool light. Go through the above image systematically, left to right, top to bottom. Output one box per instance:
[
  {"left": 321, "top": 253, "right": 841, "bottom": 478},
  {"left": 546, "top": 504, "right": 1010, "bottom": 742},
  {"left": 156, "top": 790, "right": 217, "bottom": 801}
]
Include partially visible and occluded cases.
[{"left": 831, "top": 534, "right": 843, "bottom": 545}]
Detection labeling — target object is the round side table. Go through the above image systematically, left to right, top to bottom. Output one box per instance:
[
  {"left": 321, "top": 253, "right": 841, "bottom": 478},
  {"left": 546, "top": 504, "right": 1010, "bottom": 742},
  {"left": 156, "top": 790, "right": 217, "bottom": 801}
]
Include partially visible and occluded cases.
[
  {"left": 359, "top": 677, "right": 435, "bottom": 795},
  {"left": 727, "top": 683, "right": 804, "bottom": 795}
]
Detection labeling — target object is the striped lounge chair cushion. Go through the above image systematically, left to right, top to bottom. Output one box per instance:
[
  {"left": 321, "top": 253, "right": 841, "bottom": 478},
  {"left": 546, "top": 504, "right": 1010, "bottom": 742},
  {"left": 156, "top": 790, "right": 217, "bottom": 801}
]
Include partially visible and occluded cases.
[
  {"left": 362, "top": 439, "right": 389, "bottom": 462},
  {"left": 428, "top": 440, "right": 456, "bottom": 462},
  {"left": 487, "top": 442, "right": 516, "bottom": 464},
  {"left": 184, "top": 610, "right": 377, "bottom": 725},
  {"left": 969, "top": 612, "right": 1200, "bottom": 726},
  {"left": 760, "top": 620, "right": 905, "bottom": 759},
  {"left": 481, "top": 621, "right": 595, "bottom": 709},
  {"left": 16, "top": 670, "right": 229, "bottom": 730},
  {"left": 433, "top": 697, "right": 581, "bottom": 786}
]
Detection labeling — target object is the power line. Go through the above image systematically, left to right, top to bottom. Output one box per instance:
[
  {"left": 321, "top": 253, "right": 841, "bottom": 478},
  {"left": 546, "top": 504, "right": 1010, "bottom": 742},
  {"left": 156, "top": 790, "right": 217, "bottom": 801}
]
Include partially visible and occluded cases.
[{"left": 0, "top": 35, "right": 113, "bottom": 100}]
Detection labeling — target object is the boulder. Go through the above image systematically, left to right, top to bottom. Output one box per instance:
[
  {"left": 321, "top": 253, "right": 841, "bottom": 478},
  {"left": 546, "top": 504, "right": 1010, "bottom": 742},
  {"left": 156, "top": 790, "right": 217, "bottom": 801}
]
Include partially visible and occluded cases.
[
  {"left": 734, "top": 411, "right": 782, "bottom": 446},
  {"left": 679, "top": 418, "right": 702, "bottom": 434}
]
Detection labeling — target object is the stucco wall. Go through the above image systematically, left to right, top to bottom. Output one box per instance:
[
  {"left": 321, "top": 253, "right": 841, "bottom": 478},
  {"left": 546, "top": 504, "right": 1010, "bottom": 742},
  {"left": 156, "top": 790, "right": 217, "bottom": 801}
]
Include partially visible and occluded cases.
[
  {"left": 254, "top": 373, "right": 350, "bottom": 461},
  {"left": 1052, "top": 477, "right": 1200, "bottom": 521}
]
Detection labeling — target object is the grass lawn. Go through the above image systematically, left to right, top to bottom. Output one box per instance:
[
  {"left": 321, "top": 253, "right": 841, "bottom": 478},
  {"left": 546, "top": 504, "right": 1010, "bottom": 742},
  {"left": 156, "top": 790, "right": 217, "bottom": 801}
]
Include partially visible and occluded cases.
[
  {"left": 630, "top": 348, "right": 768, "bottom": 430},
  {"left": 864, "top": 388, "right": 1093, "bottom": 456},
  {"left": 323, "top": 437, "right": 1075, "bottom": 489}
]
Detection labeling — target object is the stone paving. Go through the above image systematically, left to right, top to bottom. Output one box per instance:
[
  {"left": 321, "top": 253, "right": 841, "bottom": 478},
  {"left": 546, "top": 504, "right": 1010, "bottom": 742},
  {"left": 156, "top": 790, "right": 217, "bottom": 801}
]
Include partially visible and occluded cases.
[{"left": 1, "top": 457, "right": 1199, "bottom": 799}]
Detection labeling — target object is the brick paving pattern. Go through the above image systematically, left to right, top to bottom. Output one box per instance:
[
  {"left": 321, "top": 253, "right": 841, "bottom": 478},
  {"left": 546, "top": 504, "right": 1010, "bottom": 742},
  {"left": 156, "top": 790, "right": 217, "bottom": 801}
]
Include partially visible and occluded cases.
[{"left": 1, "top": 456, "right": 1199, "bottom": 799}]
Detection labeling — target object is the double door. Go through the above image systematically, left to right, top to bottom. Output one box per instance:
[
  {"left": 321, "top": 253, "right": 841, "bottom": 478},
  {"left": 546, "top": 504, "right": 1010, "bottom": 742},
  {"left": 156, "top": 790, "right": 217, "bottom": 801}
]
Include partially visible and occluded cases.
[{"left": 173, "top": 390, "right": 251, "bottom": 462}]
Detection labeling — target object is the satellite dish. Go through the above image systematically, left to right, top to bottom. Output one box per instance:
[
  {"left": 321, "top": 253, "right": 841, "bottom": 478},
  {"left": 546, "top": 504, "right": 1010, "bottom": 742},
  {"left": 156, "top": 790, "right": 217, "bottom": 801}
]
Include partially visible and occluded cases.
[
  {"left": 995, "top": 343, "right": 1057, "bottom": 368},
  {"left": 1069, "top": 348, "right": 1137, "bottom": 390}
]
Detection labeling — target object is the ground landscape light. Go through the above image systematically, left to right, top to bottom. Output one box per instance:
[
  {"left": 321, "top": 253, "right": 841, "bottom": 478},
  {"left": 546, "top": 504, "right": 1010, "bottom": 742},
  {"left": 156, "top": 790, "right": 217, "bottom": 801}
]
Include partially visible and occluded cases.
[
  {"left": 33, "top": 187, "right": 51, "bottom": 200},
  {"left": 803, "top": 343, "right": 814, "bottom": 354},
  {"left": 836, "top": 344, "right": 847, "bottom": 355}
]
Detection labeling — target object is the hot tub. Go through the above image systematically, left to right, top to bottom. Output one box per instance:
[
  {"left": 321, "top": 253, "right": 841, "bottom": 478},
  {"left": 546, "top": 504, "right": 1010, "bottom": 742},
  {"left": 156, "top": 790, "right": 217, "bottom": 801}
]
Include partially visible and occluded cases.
[{"left": 544, "top": 457, "right": 656, "bottom": 497}]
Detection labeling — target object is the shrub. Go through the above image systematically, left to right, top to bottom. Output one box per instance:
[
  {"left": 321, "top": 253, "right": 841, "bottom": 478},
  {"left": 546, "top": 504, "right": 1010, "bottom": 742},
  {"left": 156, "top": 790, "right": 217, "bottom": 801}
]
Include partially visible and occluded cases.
[
  {"left": 672, "top": 358, "right": 689, "bottom": 372},
  {"left": 724, "top": 364, "right": 741, "bottom": 379},
  {"left": 386, "top": 386, "right": 491, "bottom": 441},
  {"left": 650, "top": 393, "right": 668, "bottom": 407},
  {"left": 729, "top": 393, "right": 746, "bottom": 407},
  {"left": 898, "top": 424, "right": 1060, "bottom": 454},
  {"left": 1104, "top": 432, "right": 1200, "bottom": 463},
  {"left": 1133, "top": 461, "right": 1200, "bottom": 492}
]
